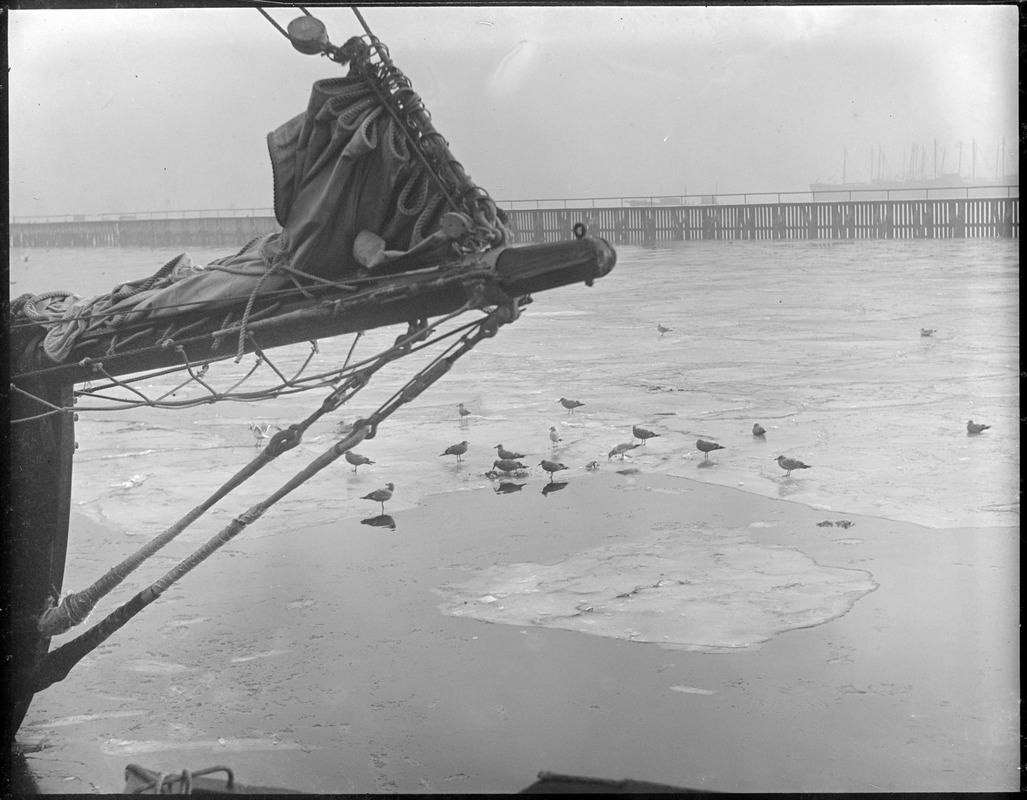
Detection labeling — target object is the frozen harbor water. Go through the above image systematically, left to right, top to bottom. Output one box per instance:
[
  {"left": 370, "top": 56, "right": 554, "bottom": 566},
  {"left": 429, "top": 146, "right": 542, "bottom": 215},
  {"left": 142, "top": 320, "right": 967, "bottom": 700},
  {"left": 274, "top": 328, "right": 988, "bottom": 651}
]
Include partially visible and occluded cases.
[
  {"left": 8, "top": 236, "right": 1019, "bottom": 792},
  {"left": 10, "top": 237, "right": 1019, "bottom": 532}
]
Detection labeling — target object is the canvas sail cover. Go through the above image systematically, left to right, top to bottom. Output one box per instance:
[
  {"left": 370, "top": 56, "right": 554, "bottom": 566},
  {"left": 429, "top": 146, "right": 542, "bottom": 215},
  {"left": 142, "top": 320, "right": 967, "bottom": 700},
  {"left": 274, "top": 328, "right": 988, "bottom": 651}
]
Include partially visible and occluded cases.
[{"left": 18, "top": 75, "right": 454, "bottom": 363}]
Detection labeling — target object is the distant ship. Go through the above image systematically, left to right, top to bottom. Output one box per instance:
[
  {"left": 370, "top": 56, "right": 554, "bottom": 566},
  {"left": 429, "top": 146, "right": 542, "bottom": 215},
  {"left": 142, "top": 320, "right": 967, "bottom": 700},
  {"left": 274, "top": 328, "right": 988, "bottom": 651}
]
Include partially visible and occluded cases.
[
  {"left": 811, "top": 141, "right": 1018, "bottom": 193},
  {"left": 810, "top": 174, "right": 1019, "bottom": 193}
]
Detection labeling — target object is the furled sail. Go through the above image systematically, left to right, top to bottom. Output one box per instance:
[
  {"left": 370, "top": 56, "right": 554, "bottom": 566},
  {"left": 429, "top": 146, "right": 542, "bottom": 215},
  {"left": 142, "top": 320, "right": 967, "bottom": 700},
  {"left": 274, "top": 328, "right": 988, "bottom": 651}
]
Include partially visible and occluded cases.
[{"left": 14, "top": 66, "right": 506, "bottom": 363}]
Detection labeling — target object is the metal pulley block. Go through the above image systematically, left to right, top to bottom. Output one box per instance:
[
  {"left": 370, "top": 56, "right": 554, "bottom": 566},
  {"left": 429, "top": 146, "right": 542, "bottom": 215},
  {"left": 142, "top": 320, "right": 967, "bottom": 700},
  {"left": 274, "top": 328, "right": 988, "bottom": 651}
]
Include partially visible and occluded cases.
[{"left": 287, "top": 15, "right": 329, "bottom": 55}]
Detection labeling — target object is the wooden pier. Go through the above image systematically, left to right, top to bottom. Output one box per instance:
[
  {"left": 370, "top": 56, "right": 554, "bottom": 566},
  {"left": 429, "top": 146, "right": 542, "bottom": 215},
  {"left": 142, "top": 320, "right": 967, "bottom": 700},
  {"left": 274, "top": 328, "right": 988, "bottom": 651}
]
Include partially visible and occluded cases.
[
  {"left": 9, "top": 194, "right": 1018, "bottom": 249},
  {"left": 505, "top": 196, "right": 1018, "bottom": 245},
  {"left": 8, "top": 214, "right": 279, "bottom": 249}
]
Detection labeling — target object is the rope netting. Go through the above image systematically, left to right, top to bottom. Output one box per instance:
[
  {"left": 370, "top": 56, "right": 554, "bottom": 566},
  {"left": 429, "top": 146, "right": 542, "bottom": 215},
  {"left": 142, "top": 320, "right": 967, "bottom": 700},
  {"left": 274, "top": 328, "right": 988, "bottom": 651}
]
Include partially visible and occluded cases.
[{"left": 9, "top": 267, "right": 467, "bottom": 423}]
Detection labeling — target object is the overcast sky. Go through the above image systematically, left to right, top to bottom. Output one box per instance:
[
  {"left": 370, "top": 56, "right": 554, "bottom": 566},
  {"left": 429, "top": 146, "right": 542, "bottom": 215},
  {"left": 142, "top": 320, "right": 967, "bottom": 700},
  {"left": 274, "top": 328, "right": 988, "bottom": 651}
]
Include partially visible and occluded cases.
[{"left": 7, "top": 4, "right": 1019, "bottom": 217}]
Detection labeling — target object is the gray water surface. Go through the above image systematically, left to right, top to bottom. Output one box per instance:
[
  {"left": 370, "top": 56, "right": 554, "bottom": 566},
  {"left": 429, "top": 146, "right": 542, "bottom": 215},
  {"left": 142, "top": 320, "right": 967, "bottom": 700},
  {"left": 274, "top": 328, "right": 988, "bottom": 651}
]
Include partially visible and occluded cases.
[{"left": 8, "top": 238, "right": 1019, "bottom": 792}]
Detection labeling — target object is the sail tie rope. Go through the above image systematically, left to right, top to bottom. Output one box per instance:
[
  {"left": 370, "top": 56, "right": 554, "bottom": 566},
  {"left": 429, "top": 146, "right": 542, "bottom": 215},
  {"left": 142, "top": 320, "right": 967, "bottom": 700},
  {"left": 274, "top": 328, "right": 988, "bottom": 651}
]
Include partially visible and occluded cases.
[{"left": 31, "top": 296, "right": 517, "bottom": 688}]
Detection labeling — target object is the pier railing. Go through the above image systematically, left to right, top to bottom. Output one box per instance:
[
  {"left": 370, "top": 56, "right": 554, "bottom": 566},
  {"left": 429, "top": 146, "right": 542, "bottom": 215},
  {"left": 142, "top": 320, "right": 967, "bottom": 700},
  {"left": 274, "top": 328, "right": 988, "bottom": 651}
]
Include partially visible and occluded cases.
[
  {"left": 496, "top": 184, "right": 1019, "bottom": 211},
  {"left": 9, "top": 186, "right": 1019, "bottom": 247}
]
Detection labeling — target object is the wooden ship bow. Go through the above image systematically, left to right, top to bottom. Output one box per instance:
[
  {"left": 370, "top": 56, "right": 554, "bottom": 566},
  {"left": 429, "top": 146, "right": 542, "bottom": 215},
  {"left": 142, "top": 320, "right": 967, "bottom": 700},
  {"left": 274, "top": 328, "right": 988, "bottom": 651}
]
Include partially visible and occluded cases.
[{"left": 5, "top": 9, "right": 615, "bottom": 746}]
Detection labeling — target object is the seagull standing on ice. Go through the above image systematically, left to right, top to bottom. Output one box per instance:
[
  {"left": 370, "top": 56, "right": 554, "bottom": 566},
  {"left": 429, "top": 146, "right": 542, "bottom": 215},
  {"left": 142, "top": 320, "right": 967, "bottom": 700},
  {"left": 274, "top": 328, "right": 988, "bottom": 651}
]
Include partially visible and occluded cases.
[
  {"left": 657, "top": 324, "right": 672, "bottom": 336},
  {"left": 920, "top": 328, "right": 937, "bottom": 337},
  {"left": 559, "top": 397, "right": 585, "bottom": 413},
  {"left": 458, "top": 403, "right": 472, "bottom": 419},
  {"left": 966, "top": 420, "right": 991, "bottom": 435},
  {"left": 248, "top": 422, "right": 280, "bottom": 446},
  {"left": 752, "top": 423, "right": 767, "bottom": 437},
  {"left": 632, "top": 425, "right": 660, "bottom": 445},
  {"left": 549, "top": 427, "right": 563, "bottom": 447},
  {"left": 696, "top": 439, "right": 725, "bottom": 462},
  {"left": 441, "top": 440, "right": 470, "bottom": 462},
  {"left": 608, "top": 442, "right": 640, "bottom": 460},
  {"left": 495, "top": 444, "right": 525, "bottom": 460},
  {"left": 344, "top": 450, "right": 375, "bottom": 473},
  {"left": 775, "top": 455, "right": 811, "bottom": 476},
  {"left": 493, "top": 458, "right": 528, "bottom": 474},
  {"left": 539, "top": 459, "right": 568, "bottom": 480},
  {"left": 362, "top": 483, "right": 394, "bottom": 513}
]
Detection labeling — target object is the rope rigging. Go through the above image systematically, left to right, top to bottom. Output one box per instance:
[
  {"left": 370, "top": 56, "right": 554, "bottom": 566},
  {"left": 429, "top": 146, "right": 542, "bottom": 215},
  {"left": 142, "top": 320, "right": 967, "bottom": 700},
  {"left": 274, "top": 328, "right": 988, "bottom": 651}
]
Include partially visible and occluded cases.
[
  {"left": 10, "top": 6, "right": 614, "bottom": 702},
  {"left": 9, "top": 258, "right": 501, "bottom": 422},
  {"left": 31, "top": 294, "right": 520, "bottom": 691}
]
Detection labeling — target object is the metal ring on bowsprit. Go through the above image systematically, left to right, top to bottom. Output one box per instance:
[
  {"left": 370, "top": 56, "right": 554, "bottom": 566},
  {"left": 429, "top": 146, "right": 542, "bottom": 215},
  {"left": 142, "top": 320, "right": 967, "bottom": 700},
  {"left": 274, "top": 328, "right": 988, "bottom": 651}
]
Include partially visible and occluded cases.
[{"left": 573, "top": 222, "right": 588, "bottom": 240}]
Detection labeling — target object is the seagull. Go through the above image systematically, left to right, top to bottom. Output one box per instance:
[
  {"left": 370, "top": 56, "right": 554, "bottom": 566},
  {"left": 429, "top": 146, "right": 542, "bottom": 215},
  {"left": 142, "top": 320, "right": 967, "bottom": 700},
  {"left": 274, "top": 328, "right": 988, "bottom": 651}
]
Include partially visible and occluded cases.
[
  {"left": 657, "top": 324, "right": 672, "bottom": 336},
  {"left": 920, "top": 328, "right": 937, "bottom": 337},
  {"left": 559, "top": 397, "right": 585, "bottom": 413},
  {"left": 458, "top": 403, "right": 472, "bottom": 418},
  {"left": 966, "top": 420, "right": 991, "bottom": 435},
  {"left": 248, "top": 422, "right": 280, "bottom": 446},
  {"left": 752, "top": 423, "right": 767, "bottom": 437},
  {"left": 632, "top": 425, "right": 660, "bottom": 445},
  {"left": 549, "top": 426, "right": 563, "bottom": 447},
  {"left": 696, "top": 439, "right": 725, "bottom": 462},
  {"left": 440, "top": 440, "right": 470, "bottom": 462},
  {"left": 608, "top": 442, "right": 640, "bottom": 460},
  {"left": 495, "top": 444, "right": 525, "bottom": 460},
  {"left": 344, "top": 450, "right": 375, "bottom": 473},
  {"left": 775, "top": 455, "right": 811, "bottom": 476},
  {"left": 493, "top": 458, "right": 528, "bottom": 474},
  {"left": 539, "top": 459, "right": 568, "bottom": 480},
  {"left": 585, "top": 461, "right": 601, "bottom": 471},
  {"left": 114, "top": 474, "right": 147, "bottom": 490},
  {"left": 362, "top": 482, "right": 394, "bottom": 513}
]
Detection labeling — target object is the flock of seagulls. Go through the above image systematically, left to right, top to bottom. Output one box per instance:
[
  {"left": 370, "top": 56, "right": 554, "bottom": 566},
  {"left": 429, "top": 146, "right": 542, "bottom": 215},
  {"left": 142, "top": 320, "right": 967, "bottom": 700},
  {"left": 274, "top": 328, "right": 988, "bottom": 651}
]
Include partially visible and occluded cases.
[
  {"left": 248, "top": 344, "right": 993, "bottom": 516},
  {"left": 342, "top": 397, "right": 833, "bottom": 514}
]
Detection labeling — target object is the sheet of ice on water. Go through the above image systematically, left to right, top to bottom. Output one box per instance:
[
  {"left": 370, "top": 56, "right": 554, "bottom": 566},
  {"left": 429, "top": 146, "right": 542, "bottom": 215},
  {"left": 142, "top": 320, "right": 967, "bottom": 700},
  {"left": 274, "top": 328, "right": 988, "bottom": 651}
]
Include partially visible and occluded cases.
[{"left": 436, "top": 524, "right": 877, "bottom": 652}]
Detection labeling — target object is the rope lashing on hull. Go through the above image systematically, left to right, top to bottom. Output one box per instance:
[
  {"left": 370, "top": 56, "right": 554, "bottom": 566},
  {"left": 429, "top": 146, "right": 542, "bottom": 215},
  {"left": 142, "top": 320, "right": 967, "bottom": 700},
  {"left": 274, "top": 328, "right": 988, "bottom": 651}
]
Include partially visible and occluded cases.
[
  {"left": 35, "top": 287, "right": 499, "bottom": 637},
  {"left": 30, "top": 297, "right": 519, "bottom": 692}
]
